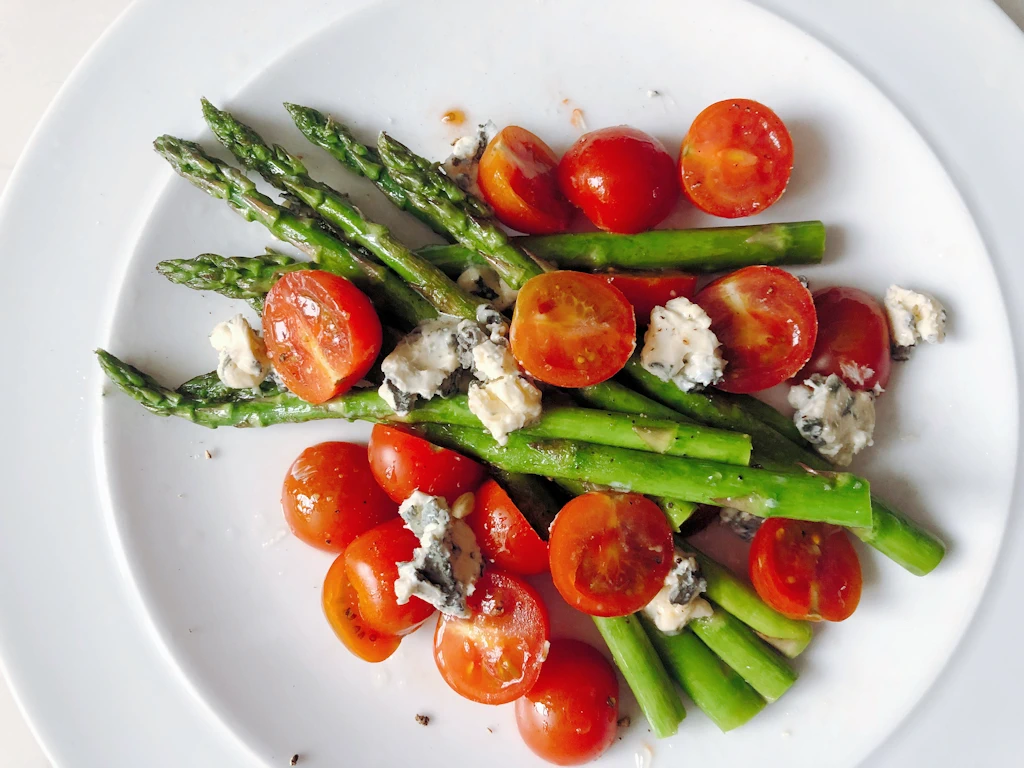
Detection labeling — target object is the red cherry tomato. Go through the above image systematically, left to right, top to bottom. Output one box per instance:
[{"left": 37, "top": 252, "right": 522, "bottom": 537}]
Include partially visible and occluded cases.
[
  {"left": 679, "top": 99, "right": 794, "bottom": 219},
  {"left": 477, "top": 126, "right": 573, "bottom": 235},
  {"left": 558, "top": 126, "right": 679, "bottom": 233},
  {"left": 695, "top": 265, "right": 817, "bottom": 393},
  {"left": 510, "top": 271, "right": 636, "bottom": 387},
  {"left": 602, "top": 272, "right": 698, "bottom": 324},
  {"left": 796, "top": 287, "right": 891, "bottom": 392},
  {"left": 367, "top": 425, "right": 486, "bottom": 505},
  {"left": 281, "top": 441, "right": 398, "bottom": 552},
  {"left": 468, "top": 480, "right": 549, "bottom": 576},
  {"left": 549, "top": 492, "right": 673, "bottom": 617},
  {"left": 344, "top": 518, "right": 435, "bottom": 636},
  {"left": 749, "top": 518, "right": 862, "bottom": 622},
  {"left": 322, "top": 552, "right": 402, "bottom": 663},
  {"left": 433, "top": 569, "right": 550, "bottom": 705},
  {"left": 515, "top": 639, "right": 619, "bottom": 766}
]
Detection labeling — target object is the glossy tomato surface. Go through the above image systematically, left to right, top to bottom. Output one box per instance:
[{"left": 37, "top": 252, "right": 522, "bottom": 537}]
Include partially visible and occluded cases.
[
  {"left": 679, "top": 99, "right": 794, "bottom": 218},
  {"left": 478, "top": 126, "right": 573, "bottom": 234},
  {"left": 558, "top": 126, "right": 678, "bottom": 233},
  {"left": 695, "top": 265, "right": 817, "bottom": 393},
  {"left": 262, "top": 270, "right": 382, "bottom": 404},
  {"left": 510, "top": 271, "right": 636, "bottom": 387},
  {"left": 602, "top": 272, "right": 698, "bottom": 324},
  {"left": 796, "top": 286, "right": 891, "bottom": 391},
  {"left": 367, "top": 424, "right": 486, "bottom": 505},
  {"left": 281, "top": 441, "right": 398, "bottom": 552},
  {"left": 468, "top": 479, "right": 549, "bottom": 576},
  {"left": 549, "top": 492, "right": 673, "bottom": 617},
  {"left": 749, "top": 518, "right": 862, "bottom": 622},
  {"left": 322, "top": 552, "right": 402, "bottom": 663},
  {"left": 433, "top": 569, "right": 550, "bottom": 705},
  {"left": 515, "top": 639, "right": 619, "bottom": 766}
]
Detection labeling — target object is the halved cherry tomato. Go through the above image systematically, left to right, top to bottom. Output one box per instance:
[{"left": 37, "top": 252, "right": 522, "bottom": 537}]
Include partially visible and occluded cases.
[
  {"left": 680, "top": 99, "right": 794, "bottom": 219},
  {"left": 477, "top": 126, "right": 573, "bottom": 235},
  {"left": 558, "top": 126, "right": 679, "bottom": 233},
  {"left": 695, "top": 265, "right": 817, "bottom": 393},
  {"left": 263, "top": 271, "right": 382, "bottom": 404},
  {"left": 510, "top": 271, "right": 636, "bottom": 387},
  {"left": 602, "top": 272, "right": 698, "bottom": 324},
  {"left": 796, "top": 286, "right": 891, "bottom": 392},
  {"left": 367, "top": 424, "right": 486, "bottom": 505},
  {"left": 281, "top": 441, "right": 398, "bottom": 552},
  {"left": 468, "top": 480, "right": 549, "bottom": 576},
  {"left": 549, "top": 492, "right": 673, "bottom": 617},
  {"left": 344, "top": 518, "right": 435, "bottom": 636},
  {"left": 749, "top": 518, "right": 862, "bottom": 622},
  {"left": 322, "top": 552, "right": 401, "bottom": 663},
  {"left": 433, "top": 569, "right": 550, "bottom": 705},
  {"left": 515, "top": 639, "right": 619, "bottom": 766}
]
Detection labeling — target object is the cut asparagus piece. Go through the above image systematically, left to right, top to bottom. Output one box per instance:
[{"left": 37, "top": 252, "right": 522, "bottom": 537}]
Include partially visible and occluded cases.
[
  {"left": 202, "top": 100, "right": 481, "bottom": 320},
  {"left": 153, "top": 136, "right": 435, "bottom": 328},
  {"left": 418, "top": 221, "right": 826, "bottom": 274},
  {"left": 156, "top": 250, "right": 311, "bottom": 312},
  {"left": 593, "top": 615, "right": 686, "bottom": 738},
  {"left": 640, "top": 617, "right": 766, "bottom": 732}
]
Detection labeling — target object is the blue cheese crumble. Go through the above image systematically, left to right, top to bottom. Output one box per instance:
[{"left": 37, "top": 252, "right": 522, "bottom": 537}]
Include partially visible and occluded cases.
[
  {"left": 884, "top": 285, "right": 947, "bottom": 353},
  {"left": 641, "top": 297, "right": 726, "bottom": 392},
  {"left": 209, "top": 314, "right": 271, "bottom": 389},
  {"left": 788, "top": 374, "right": 875, "bottom": 467},
  {"left": 642, "top": 550, "right": 712, "bottom": 635}
]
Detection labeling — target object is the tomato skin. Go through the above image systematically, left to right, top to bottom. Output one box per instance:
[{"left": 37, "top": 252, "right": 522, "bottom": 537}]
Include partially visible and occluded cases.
[
  {"left": 680, "top": 99, "right": 794, "bottom": 219},
  {"left": 478, "top": 126, "right": 573, "bottom": 235},
  {"left": 558, "top": 126, "right": 679, "bottom": 233},
  {"left": 695, "top": 265, "right": 817, "bottom": 394},
  {"left": 262, "top": 271, "right": 382, "bottom": 404},
  {"left": 510, "top": 271, "right": 636, "bottom": 387},
  {"left": 602, "top": 272, "right": 698, "bottom": 324},
  {"left": 796, "top": 287, "right": 891, "bottom": 392},
  {"left": 367, "top": 424, "right": 486, "bottom": 505},
  {"left": 281, "top": 442, "right": 398, "bottom": 552},
  {"left": 468, "top": 480, "right": 549, "bottom": 576},
  {"left": 549, "top": 492, "right": 673, "bottom": 617},
  {"left": 344, "top": 518, "right": 435, "bottom": 636},
  {"left": 749, "top": 518, "right": 862, "bottom": 622},
  {"left": 322, "top": 552, "right": 402, "bottom": 663},
  {"left": 433, "top": 569, "right": 551, "bottom": 705},
  {"left": 515, "top": 639, "right": 619, "bottom": 766}
]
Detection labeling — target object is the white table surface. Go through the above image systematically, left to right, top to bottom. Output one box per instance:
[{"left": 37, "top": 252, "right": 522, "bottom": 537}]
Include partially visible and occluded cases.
[{"left": 1, "top": 0, "right": 1022, "bottom": 765}]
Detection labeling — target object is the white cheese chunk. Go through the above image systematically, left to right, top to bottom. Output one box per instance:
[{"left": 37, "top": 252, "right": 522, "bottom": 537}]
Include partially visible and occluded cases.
[
  {"left": 442, "top": 121, "right": 497, "bottom": 197},
  {"left": 457, "top": 266, "right": 519, "bottom": 312},
  {"left": 884, "top": 285, "right": 947, "bottom": 349},
  {"left": 641, "top": 297, "right": 726, "bottom": 392},
  {"left": 209, "top": 314, "right": 271, "bottom": 389},
  {"left": 378, "top": 317, "right": 464, "bottom": 412},
  {"left": 471, "top": 339, "right": 520, "bottom": 381},
  {"left": 788, "top": 374, "right": 875, "bottom": 467},
  {"left": 468, "top": 375, "right": 543, "bottom": 444},
  {"left": 394, "top": 491, "right": 483, "bottom": 618},
  {"left": 719, "top": 507, "right": 762, "bottom": 541},
  {"left": 642, "top": 551, "right": 713, "bottom": 635}
]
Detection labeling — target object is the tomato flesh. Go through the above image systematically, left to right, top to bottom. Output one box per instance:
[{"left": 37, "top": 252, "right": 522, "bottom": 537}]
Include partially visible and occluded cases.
[
  {"left": 680, "top": 99, "right": 794, "bottom": 219},
  {"left": 478, "top": 126, "right": 573, "bottom": 235},
  {"left": 558, "top": 126, "right": 678, "bottom": 233},
  {"left": 695, "top": 265, "right": 817, "bottom": 393},
  {"left": 263, "top": 271, "right": 382, "bottom": 404},
  {"left": 510, "top": 271, "right": 636, "bottom": 387},
  {"left": 602, "top": 272, "right": 698, "bottom": 325},
  {"left": 796, "top": 286, "right": 891, "bottom": 391},
  {"left": 367, "top": 424, "right": 486, "bottom": 505},
  {"left": 281, "top": 441, "right": 398, "bottom": 552},
  {"left": 468, "top": 479, "right": 549, "bottom": 576},
  {"left": 549, "top": 492, "right": 673, "bottom": 617},
  {"left": 344, "top": 518, "right": 435, "bottom": 636},
  {"left": 749, "top": 518, "right": 862, "bottom": 622},
  {"left": 322, "top": 552, "right": 402, "bottom": 663},
  {"left": 433, "top": 569, "right": 550, "bottom": 705},
  {"left": 515, "top": 639, "right": 619, "bottom": 766}
]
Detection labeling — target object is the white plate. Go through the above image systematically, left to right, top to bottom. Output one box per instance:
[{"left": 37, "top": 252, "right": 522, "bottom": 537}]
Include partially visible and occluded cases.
[{"left": 1, "top": 1, "right": 1023, "bottom": 766}]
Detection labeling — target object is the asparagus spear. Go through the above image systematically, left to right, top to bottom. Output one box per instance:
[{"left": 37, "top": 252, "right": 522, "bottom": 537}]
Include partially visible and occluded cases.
[
  {"left": 202, "top": 100, "right": 481, "bottom": 320},
  {"left": 153, "top": 136, "right": 435, "bottom": 328},
  {"left": 418, "top": 221, "right": 826, "bottom": 274},
  {"left": 156, "top": 250, "right": 311, "bottom": 312},
  {"left": 593, "top": 616, "right": 686, "bottom": 738},
  {"left": 640, "top": 618, "right": 766, "bottom": 732}
]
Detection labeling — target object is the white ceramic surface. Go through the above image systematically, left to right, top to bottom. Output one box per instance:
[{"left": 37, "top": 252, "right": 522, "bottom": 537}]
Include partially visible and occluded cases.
[{"left": 2, "top": 1, "right": 1024, "bottom": 766}]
